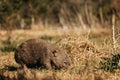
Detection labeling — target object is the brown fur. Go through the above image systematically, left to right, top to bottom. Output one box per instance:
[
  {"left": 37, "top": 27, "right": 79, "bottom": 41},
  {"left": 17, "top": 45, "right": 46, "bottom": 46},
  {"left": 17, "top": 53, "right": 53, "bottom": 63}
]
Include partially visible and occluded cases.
[{"left": 14, "top": 39, "right": 71, "bottom": 70}]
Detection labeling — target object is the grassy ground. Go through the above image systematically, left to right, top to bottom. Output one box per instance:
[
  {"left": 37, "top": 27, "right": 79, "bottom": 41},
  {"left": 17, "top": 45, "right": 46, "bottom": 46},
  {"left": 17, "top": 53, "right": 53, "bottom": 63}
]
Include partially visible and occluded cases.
[{"left": 0, "top": 28, "right": 120, "bottom": 80}]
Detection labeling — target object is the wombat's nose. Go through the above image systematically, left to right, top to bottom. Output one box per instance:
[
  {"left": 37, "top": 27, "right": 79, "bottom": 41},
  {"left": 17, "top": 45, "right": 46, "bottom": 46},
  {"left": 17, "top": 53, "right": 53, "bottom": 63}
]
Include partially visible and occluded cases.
[{"left": 64, "top": 61, "right": 70, "bottom": 65}]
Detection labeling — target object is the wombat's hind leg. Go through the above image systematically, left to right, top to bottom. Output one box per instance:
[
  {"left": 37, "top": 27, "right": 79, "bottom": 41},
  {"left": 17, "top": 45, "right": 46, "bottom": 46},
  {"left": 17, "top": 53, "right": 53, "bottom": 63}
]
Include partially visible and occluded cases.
[{"left": 19, "top": 64, "right": 27, "bottom": 69}]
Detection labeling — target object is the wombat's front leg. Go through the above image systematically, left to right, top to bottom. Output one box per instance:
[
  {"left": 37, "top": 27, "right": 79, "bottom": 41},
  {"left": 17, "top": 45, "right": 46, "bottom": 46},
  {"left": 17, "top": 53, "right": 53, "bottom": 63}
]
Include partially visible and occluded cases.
[
  {"left": 43, "top": 59, "right": 52, "bottom": 70},
  {"left": 44, "top": 62, "right": 52, "bottom": 70}
]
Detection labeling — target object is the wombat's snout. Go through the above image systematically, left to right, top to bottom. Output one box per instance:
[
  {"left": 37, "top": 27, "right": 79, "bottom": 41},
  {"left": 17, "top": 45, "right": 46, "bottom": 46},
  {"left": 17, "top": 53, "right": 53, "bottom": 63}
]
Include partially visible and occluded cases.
[
  {"left": 62, "top": 61, "right": 71, "bottom": 68},
  {"left": 64, "top": 61, "right": 70, "bottom": 65}
]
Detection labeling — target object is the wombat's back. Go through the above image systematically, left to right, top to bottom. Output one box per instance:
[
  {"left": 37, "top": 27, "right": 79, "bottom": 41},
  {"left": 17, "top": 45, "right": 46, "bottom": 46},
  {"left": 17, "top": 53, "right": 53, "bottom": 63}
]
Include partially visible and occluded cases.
[{"left": 14, "top": 39, "right": 52, "bottom": 67}]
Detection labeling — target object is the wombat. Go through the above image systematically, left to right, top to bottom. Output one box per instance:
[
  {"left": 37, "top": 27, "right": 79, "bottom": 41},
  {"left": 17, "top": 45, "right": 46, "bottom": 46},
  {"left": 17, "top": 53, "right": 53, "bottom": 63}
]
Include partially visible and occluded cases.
[{"left": 14, "top": 39, "right": 71, "bottom": 70}]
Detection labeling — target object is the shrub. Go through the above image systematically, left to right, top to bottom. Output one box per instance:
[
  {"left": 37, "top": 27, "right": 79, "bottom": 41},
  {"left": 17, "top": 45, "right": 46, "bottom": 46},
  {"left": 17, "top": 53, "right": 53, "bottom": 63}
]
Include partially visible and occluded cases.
[
  {"left": 40, "top": 35, "right": 53, "bottom": 41},
  {"left": 0, "top": 38, "right": 17, "bottom": 52},
  {"left": 99, "top": 53, "right": 120, "bottom": 72}
]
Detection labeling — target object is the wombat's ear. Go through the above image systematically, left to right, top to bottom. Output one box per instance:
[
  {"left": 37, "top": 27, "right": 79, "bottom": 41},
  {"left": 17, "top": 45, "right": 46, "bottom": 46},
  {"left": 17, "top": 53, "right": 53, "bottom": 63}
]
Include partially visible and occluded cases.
[{"left": 52, "top": 50, "right": 57, "bottom": 57}]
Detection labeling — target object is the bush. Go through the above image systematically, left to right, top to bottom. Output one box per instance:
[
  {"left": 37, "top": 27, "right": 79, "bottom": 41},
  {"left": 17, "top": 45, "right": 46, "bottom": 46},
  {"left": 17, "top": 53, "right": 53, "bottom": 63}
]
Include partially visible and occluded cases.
[
  {"left": 40, "top": 35, "right": 53, "bottom": 41},
  {"left": 0, "top": 38, "right": 17, "bottom": 52},
  {"left": 99, "top": 53, "right": 120, "bottom": 72}
]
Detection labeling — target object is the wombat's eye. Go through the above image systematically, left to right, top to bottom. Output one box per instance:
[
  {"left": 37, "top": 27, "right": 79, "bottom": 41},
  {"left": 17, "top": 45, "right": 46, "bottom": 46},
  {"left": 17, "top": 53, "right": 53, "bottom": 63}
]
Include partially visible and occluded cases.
[{"left": 52, "top": 50, "right": 57, "bottom": 57}]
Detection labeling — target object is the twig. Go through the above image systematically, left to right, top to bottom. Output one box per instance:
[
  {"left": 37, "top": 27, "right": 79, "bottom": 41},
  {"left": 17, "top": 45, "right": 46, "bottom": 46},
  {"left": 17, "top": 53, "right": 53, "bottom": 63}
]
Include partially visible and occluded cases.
[{"left": 112, "top": 14, "right": 117, "bottom": 52}]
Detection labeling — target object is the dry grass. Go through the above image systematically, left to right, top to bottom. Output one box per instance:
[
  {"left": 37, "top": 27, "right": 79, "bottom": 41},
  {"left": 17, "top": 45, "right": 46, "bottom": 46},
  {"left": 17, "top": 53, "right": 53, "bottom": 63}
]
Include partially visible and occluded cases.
[{"left": 0, "top": 28, "right": 120, "bottom": 80}]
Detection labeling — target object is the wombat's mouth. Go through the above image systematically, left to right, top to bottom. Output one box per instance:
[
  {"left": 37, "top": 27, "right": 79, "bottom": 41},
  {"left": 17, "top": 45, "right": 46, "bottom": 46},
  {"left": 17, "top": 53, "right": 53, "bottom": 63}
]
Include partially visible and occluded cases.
[
  {"left": 50, "top": 60, "right": 71, "bottom": 70},
  {"left": 51, "top": 61, "right": 63, "bottom": 70}
]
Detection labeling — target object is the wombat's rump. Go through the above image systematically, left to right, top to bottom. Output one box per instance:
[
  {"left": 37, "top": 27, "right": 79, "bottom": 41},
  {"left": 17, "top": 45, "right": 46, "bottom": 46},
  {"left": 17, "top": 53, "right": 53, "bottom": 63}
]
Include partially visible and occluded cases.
[{"left": 14, "top": 39, "right": 71, "bottom": 70}]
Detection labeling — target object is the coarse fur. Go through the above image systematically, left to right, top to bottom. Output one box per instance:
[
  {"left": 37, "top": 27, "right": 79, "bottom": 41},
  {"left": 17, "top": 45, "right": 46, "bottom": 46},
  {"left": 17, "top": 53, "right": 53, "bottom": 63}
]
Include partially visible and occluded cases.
[{"left": 14, "top": 39, "right": 71, "bottom": 70}]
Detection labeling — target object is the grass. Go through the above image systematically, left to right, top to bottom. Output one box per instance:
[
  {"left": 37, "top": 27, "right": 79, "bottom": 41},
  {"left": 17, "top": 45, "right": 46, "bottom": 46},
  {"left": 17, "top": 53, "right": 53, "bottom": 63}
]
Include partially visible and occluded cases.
[{"left": 0, "top": 28, "right": 120, "bottom": 80}]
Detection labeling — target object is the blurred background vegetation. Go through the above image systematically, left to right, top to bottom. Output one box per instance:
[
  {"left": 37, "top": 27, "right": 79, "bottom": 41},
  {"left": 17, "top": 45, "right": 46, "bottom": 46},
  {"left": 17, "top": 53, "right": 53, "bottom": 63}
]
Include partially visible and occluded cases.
[{"left": 0, "top": 0, "right": 120, "bottom": 30}]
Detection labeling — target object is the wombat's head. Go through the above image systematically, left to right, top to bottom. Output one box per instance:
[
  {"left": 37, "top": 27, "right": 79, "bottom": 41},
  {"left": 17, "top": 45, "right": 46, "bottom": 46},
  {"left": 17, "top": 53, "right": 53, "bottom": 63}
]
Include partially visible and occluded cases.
[{"left": 50, "top": 48, "right": 71, "bottom": 69}]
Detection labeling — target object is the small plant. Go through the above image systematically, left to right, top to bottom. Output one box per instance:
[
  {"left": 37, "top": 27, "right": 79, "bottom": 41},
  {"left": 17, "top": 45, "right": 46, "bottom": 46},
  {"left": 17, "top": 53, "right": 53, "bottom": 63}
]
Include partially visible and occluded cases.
[
  {"left": 40, "top": 35, "right": 53, "bottom": 41},
  {"left": 0, "top": 38, "right": 17, "bottom": 52},
  {"left": 99, "top": 53, "right": 120, "bottom": 72}
]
